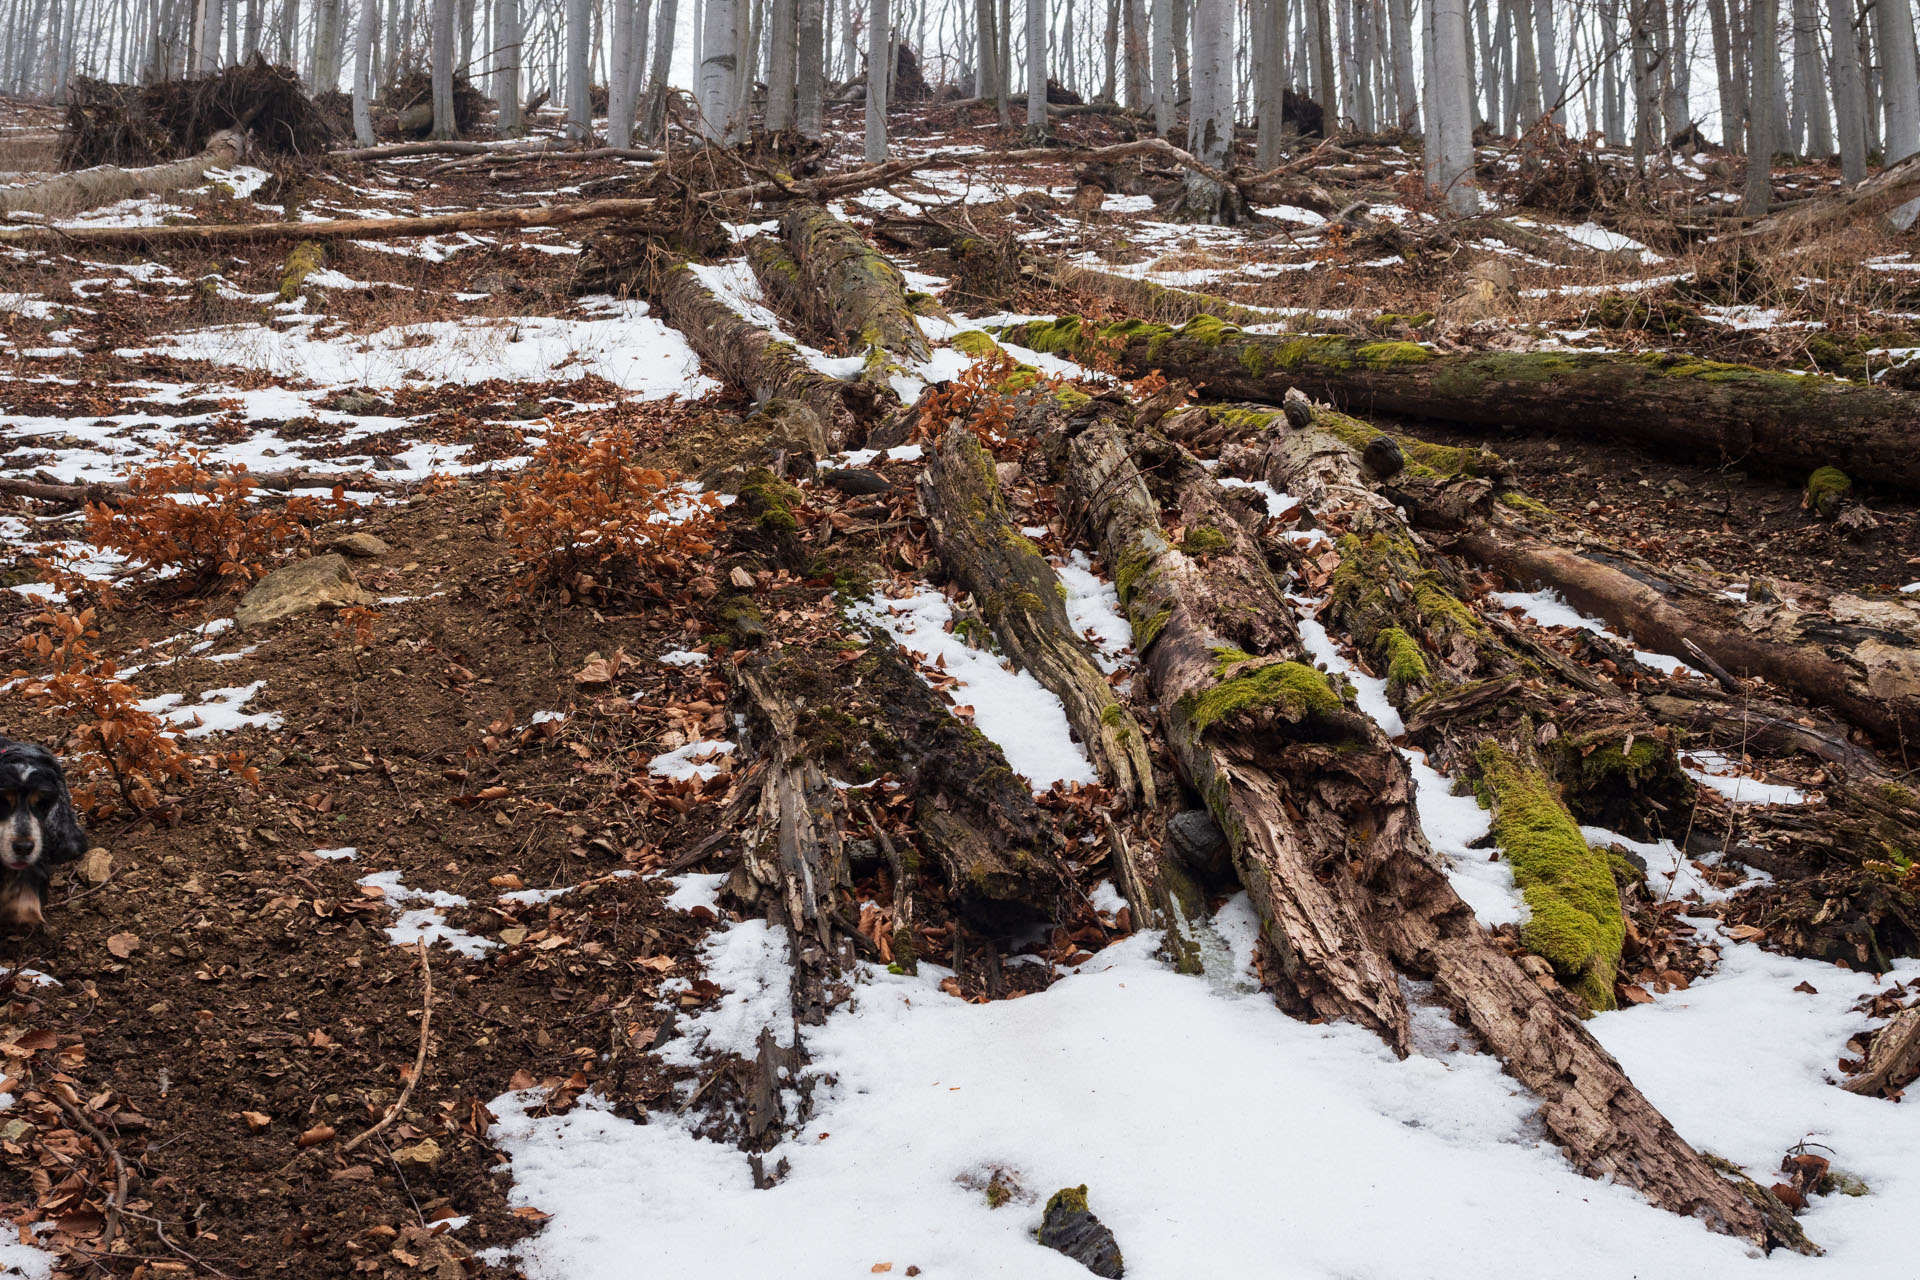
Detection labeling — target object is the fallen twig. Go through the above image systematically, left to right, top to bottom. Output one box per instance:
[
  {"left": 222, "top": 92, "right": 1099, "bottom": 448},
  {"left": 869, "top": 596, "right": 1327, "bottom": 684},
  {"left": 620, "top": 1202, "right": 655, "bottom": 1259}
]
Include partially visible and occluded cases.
[
  {"left": 341, "top": 941, "right": 434, "bottom": 1156},
  {"left": 53, "top": 1093, "right": 130, "bottom": 1264}
]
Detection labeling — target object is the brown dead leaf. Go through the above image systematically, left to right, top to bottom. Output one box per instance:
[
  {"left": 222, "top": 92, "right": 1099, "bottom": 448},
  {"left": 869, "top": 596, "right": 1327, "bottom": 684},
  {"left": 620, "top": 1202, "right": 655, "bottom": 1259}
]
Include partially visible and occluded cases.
[
  {"left": 729, "top": 565, "right": 757, "bottom": 589},
  {"left": 574, "top": 649, "right": 627, "bottom": 685},
  {"left": 106, "top": 932, "right": 140, "bottom": 959},
  {"left": 1620, "top": 984, "right": 1654, "bottom": 1005},
  {"left": 241, "top": 1111, "right": 271, "bottom": 1132},
  {"left": 297, "top": 1124, "right": 336, "bottom": 1149}
]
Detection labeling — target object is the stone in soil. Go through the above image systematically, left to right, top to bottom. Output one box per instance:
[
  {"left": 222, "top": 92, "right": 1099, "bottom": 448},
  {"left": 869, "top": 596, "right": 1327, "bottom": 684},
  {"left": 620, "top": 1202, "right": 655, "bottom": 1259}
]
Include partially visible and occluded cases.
[{"left": 234, "top": 553, "right": 374, "bottom": 629}]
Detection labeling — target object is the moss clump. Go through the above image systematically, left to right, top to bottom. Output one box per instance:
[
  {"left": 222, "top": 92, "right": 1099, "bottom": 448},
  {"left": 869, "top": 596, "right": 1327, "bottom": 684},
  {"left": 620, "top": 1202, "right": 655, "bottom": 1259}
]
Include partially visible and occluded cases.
[
  {"left": 279, "top": 240, "right": 325, "bottom": 301},
  {"left": 1176, "top": 313, "right": 1243, "bottom": 346},
  {"left": 1021, "top": 316, "right": 1084, "bottom": 354},
  {"left": 950, "top": 329, "right": 1000, "bottom": 356},
  {"left": 1355, "top": 340, "right": 1433, "bottom": 366},
  {"left": 1000, "top": 368, "right": 1042, "bottom": 392},
  {"left": 1052, "top": 386, "right": 1093, "bottom": 409},
  {"left": 1309, "top": 412, "right": 1498, "bottom": 480},
  {"left": 1806, "top": 465, "right": 1851, "bottom": 516},
  {"left": 737, "top": 467, "right": 804, "bottom": 533},
  {"left": 1498, "top": 490, "right": 1557, "bottom": 519},
  {"left": 1179, "top": 523, "right": 1230, "bottom": 555},
  {"left": 1113, "top": 543, "right": 1159, "bottom": 607},
  {"left": 719, "top": 596, "right": 768, "bottom": 645},
  {"left": 1376, "top": 626, "right": 1429, "bottom": 698},
  {"left": 1182, "top": 656, "right": 1346, "bottom": 735},
  {"left": 1475, "top": 743, "right": 1625, "bottom": 1012},
  {"left": 1044, "top": 1185, "right": 1090, "bottom": 1216}
]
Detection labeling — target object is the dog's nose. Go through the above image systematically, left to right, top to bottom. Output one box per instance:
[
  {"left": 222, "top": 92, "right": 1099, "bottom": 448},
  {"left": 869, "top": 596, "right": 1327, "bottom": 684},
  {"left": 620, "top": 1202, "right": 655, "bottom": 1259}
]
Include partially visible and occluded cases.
[{"left": 9, "top": 839, "right": 31, "bottom": 856}]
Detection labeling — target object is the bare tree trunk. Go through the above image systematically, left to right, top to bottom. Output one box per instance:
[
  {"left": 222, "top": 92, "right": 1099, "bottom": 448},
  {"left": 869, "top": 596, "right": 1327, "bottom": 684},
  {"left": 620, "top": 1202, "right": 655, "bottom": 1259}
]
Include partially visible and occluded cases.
[
  {"left": 352, "top": 0, "right": 377, "bottom": 146},
  {"left": 430, "top": 0, "right": 458, "bottom": 138},
  {"left": 498, "top": 0, "right": 524, "bottom": 136},
  {"left": 565, "top": 0, "right": 592, "bottom": 141},
  {"left": 608, "top": 0, "right": 636, "bottom": 146},
  {"left": 700, "top": 0, "right": 740, "bottom": 140},
  {"left": 766, "top": 0, "right": 798, "bottom": 129},
  {"left": 797, "top": 0, "right": 825, "bottom": 135},
  {"left": 865, "top": 0, "right": 888, "bottom": 160},
  {"left": 975, "top": 0, "right": 999, "bottom": 95},
  {"left": 1025, "top": 0, "right": 1046, "bottom": 138},
  {"left": 1124, "top": 0, "right": 1149, "bottom": 106},
  {"left": 1152, "top": 0, "right": 1174, "bottom": 131},
  {"left": 1255, "top": 0, "right": 1284, "bottom": 162},
  {"left": 1386, "top": 0, "right": 1417, "bottom": 129},
  {"left": 1426, "top": 0, "right": 1479, "bottom": 210},
  {"left": 1628, "top": 0, "right": 1658, "bottom": 166},
  {"left": 1663, "top": 0, "right": 1689, "bottom": 134},
  {"left": 1706, "top": 0, "right": 1740, "bottom": 147},
  {"left": 1745, "top": 0, "right": 1779, "bottom": 210},
  {"left": 1830, "top": 0, "right": 1866, "bottom": 181},
  {"left": 1878, "top": 0, "right": 1920, "bottom": 162}
]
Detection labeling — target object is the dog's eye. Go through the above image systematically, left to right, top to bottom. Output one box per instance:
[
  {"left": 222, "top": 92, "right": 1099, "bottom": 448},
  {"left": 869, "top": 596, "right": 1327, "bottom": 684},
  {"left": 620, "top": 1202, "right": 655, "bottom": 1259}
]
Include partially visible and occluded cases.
[{"left": 27, "top": 792, "right": 52, "bottom": 812}]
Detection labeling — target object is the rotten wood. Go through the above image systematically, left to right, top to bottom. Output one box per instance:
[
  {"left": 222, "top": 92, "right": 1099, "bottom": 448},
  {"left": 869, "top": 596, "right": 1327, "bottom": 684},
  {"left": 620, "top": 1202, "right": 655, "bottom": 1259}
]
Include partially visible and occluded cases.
[{"left": 0, "top": 129, "right": 246, "bottom": 218}]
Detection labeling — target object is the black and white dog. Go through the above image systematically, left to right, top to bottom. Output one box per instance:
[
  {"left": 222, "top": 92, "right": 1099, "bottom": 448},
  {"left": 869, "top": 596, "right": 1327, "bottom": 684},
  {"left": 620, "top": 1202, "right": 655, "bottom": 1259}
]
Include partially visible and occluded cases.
[{"left": 0, "top": 738, "right": 87, "bottom": 926}]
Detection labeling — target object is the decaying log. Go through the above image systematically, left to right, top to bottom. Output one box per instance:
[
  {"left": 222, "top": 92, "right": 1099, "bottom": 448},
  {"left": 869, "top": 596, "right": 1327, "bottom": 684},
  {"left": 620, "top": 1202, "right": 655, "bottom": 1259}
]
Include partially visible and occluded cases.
[
  {"left": 0, "top": 129, "right": 245, "bottom": 218},
  {"left": 1736, "top": 149, "right": 1920, "bottom": 242},
  {"left": 775, "top": 204, "right": 932, "bottom": 363},
  {"left": 647, "top": 248, "right": 859, "bottom": 457},
  {"left": 1009, "top": 316, "right": 1920, "bottom": 496},
  {"left": 1050, "top": 393, "right": 1776, "bottom": 1247},
  {"left": 919, "top": 424, "right": 1155, "bottom": 808},
  {"left": 0, "top": 467, "right": 412, "bottom": 507},
  {"left": 1453, "top": 528, "right": 1920, "bottom": 747}
]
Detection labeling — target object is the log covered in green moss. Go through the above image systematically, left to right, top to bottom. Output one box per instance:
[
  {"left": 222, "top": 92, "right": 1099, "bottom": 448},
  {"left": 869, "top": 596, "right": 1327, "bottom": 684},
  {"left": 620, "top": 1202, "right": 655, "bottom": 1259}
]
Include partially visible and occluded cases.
[
  {"left": 778, "top": 203, "right": 932, "bottom": 363},
  {"left": 1010, "top": 313, "right": 1920, "bottom": 496}
]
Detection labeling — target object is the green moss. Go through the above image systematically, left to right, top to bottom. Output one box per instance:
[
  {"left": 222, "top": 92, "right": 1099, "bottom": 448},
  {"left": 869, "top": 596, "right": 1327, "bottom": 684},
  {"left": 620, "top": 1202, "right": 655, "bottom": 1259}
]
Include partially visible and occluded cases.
[
  {"left": 279, "top": 240, "right": 325, "bottom": 301},
  {"left": 1176, "top": 313, "right": 1243, "bottom": 346},
  {"left": 1021, "top": 316, "right": 1084, "bottom": 354},
  {"left": 950, "top": 329, "right": 1000, "bottom": 356},
  {"left": 1355, "top": 340, "right": 1433, "bottom": 366},
  {"left": 1000, "top": 369, "right": 1041, "bottom": 392},
  {"left": 1052, "top": 386, "right": 1092, "bottom": 409},
  {"left": 1307, "top": 411, "right": 1497, "bottom": 480},
  {"left": 1806, "top": 465, "right": 1851, "bottom": 515},
  {"left": 737, "top": 467, "right": 804, "bottom": 533},
  {"left": 1498, "top": 490, "right": 1557, "bottom": 519},
  {"left": 1179, "top": 523, "right": 1230, "bottom": 555},
  {"left": 1114, "top": 543, "right": 1158, "bottom": 607},
  {"left": 1133, "top": 604, "right": 1172, "bottom": 652},
  {"left": 1376, "top": 626, "right": 1429, "bottom": 698},
  {"left": 1182, "top": 656, "right": 1347, "bottom": 735},
  {"left": 1566, "top": 734, "right": 1670, "bottom": 792},
  {"left": 1475, "top": 743, "right": 1625, "bottom": 1012},
  {"left": 1880, "top": 782, "right": 1917, "bottom": 809},
  {"left": 1045, "top": 1185, "right": 1090, "bottom": 1217}
]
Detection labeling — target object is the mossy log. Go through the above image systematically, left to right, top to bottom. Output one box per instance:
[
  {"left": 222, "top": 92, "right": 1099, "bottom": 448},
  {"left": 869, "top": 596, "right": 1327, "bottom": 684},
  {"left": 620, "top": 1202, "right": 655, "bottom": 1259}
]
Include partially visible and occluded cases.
[
  {"left": 0, "top": 128, "right": 245, "bottom": 218},
  {"left": 777, "top": 204, "right": 931, "bottom": 364},
  {"left": 648, "top": 248, "right": 858, "bottom": 456},
  {"left": 1008, "top": 315, "right": 1920, "bottom": 496},
  {"left": 1057, "top": 397, "right": 1774, "bottom": 1247},
  {"left": 1219, "top": 400, "right": 1699, "bottom": 1005},
  {"left": 919, "top": 424, "right": 1156, "bottom": 809},
  {"left": 1453, "top": 528, "right": 1920, "bottom": 747}
]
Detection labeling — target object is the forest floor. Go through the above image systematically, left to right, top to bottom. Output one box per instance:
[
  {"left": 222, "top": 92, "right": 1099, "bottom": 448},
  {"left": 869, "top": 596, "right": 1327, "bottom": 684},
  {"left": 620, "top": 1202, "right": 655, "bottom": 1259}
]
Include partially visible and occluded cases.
[{"left": 3, "top": 98, "right": 1920, "bottom": 1280}]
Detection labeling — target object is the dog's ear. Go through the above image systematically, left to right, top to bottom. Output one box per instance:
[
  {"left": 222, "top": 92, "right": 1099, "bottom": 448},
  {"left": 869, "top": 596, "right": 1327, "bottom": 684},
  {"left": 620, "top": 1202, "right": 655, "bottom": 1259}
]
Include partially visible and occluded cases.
[{"left": 43, "top": 768, "right": 88, "bottom": 865}]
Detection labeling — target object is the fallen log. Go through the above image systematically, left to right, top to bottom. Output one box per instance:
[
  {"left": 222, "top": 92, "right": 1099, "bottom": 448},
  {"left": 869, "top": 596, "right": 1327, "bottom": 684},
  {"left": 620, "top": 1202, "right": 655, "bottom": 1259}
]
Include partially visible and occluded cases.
[
  {"left": 0, "top": 129, "right": 245, "bottom": 219},
  {"left": 0, "top": 138, "right": 1240, "bottom": 250},
  {"left": 1736, "top": 149, "right": 1920, "bottom": 242},
  {"left": 773, "top": 204, "right": 931, "bottom": 363},
  {"left": 647, "top": 247, "right": 859, "bottom": 457},
  {"left": 1036, "top": 259, "right": 1295, "bottom": 328},
  {"left": 1009, "top": 316, "right": 1920, "bottom": 497},
  {"left": 1050, "top": 393, "right": 1777, "bottom": 1247},
  {"left": 919, "top": 423, "right": 1155, "bottom": 808},
  {"left": 0, "top": 467, "right": 411, "bottom": 506},
  {"left": 1452, "top": 528, "right": 1920, "bottom": 747},
  {"left": 1843, "top": 1006, "right": 1920, "bottom": 1097}
]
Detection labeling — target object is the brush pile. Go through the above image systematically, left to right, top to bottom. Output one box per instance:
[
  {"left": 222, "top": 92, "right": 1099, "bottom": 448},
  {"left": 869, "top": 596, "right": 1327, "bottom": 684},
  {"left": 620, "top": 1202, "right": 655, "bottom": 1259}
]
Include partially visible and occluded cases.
[{"left": 59, "top": 56, "right": 337, "bottom": 168}]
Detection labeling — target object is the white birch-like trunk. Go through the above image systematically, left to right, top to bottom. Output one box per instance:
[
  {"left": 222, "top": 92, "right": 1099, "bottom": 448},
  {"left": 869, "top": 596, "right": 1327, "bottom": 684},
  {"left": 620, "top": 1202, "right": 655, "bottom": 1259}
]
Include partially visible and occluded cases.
[
  {"left": 497, "top": 0, "right": 524, "bottom": 136},
  {"left": 608, "top": 0, "right": 636, "bottom": 146},
  {"left": 865, "top": 0, "right": 889, "bottom": 161},
  {"left": 1387, "top": 0, "right": 1416, "bottom": 130},
  {"left": 1426, "top": 0, "right": 1480, "bottom": 209}
]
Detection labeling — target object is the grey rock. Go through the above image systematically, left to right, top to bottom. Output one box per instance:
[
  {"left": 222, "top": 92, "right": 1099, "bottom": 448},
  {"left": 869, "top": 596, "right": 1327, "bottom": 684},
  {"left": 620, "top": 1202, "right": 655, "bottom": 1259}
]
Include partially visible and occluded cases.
[
  {"left": 823, "top": 468, "right": 892, "bottom": 496},
  {"left": 1166, "top": 809, "right": 1228, "bottom": 876}
]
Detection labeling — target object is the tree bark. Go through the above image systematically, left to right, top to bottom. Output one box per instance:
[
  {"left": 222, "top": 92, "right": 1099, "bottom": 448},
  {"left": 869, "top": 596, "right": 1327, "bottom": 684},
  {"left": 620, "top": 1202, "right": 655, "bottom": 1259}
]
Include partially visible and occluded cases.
[
  {"left": 429, "top": 0, "right": 458, "bottom": 139},
  {"left": 642, "top": 0, "right": 679, "bottom": 142},
  {"left": 796, "top": 0, "right": 826, "bottom": 136},
  {"left": 866, "top": 0, "right": 889, "bottom": 161},
  {"left": 1025, "top": 0, "right": 1047, "bottom": 139},
  {"left": 1744, "top": 0, "right": 1780, "bottom": 212},
  {"left": 1829, "top": 0, "right": 1867, "bottom": 183},
  {"left": 772, "top": 203, "right": 931, "bottom": 364},
  {"left": 1009, "top": 318, "right": 1920, "bottom": 497},
  {"left": 920, "top": 424, "right": 1156, "bottom": 808}
]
